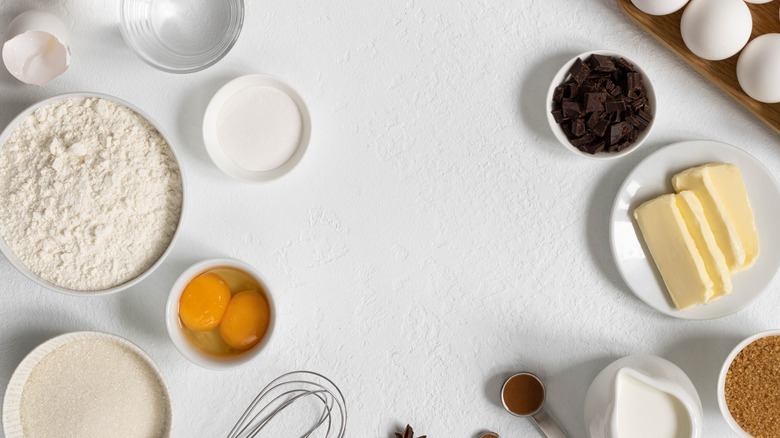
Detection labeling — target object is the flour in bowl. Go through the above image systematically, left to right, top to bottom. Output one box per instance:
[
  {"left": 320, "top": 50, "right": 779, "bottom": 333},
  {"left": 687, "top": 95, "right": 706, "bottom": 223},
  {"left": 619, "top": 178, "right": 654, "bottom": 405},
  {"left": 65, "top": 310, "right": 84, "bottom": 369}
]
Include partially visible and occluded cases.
[{"left": 0, "top": 97, "right": 183, "bottom": 291}]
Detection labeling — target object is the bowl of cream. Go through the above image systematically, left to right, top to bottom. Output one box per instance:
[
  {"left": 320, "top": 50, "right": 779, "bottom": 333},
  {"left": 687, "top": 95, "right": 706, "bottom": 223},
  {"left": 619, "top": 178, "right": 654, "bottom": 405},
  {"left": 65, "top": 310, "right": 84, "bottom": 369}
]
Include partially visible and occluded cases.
[
  {"left": 203, "top": 74, "right": 311, "bottom": 182},
  {"left": 584, "top": 355, "right": 702, "bottom": 438}
]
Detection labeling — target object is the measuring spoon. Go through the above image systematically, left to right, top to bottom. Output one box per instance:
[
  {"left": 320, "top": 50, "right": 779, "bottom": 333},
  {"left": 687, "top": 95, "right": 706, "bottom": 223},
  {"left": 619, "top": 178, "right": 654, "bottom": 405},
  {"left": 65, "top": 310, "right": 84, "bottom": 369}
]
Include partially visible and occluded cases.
[{"left": 500, "top": 372, "right": 568, "bottom": 438}]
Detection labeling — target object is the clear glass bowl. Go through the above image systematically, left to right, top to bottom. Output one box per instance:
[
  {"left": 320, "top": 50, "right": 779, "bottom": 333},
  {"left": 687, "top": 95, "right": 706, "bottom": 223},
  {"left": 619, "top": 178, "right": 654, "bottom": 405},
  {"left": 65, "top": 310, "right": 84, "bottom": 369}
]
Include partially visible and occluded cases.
[{"left": 119, "top": 0, "right": 244, "bottom": 73}]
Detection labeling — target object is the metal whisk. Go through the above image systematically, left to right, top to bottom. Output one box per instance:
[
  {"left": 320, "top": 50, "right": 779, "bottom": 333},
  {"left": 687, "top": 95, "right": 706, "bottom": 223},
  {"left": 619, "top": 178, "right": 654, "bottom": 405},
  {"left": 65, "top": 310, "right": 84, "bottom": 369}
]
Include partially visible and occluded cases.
[{"left": 227, "top": 371, "right": 347, "bottom": 438}]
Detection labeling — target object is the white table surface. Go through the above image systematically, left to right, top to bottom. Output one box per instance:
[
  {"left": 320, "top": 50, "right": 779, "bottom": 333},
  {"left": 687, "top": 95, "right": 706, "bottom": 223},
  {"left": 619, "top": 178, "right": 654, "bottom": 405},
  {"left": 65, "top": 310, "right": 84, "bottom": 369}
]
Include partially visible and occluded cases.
[{"left": 1, "top": 1, "right": 779, "bottom": 437}]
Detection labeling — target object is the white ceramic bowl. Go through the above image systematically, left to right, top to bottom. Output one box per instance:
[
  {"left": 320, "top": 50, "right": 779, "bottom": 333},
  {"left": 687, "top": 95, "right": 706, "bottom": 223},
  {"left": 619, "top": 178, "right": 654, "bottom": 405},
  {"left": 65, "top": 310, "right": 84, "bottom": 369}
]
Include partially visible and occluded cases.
[
  {"left": 546, "top": 50, "right": 656, "bottom": 160},
  {"left": 203, "top": 74, "right": 312, "bottom": 182},
  {"left": 0, "top": 93, "right": 185, "bottom": 296},
  {"left": 166, "top": 258, "right": 276, "bottom": 370},
  {"left": 718, "top": 329, "right": 780, "bottom": 437},
  {"left": 2, "top": 331, "right": 172, "bottom": 437}
]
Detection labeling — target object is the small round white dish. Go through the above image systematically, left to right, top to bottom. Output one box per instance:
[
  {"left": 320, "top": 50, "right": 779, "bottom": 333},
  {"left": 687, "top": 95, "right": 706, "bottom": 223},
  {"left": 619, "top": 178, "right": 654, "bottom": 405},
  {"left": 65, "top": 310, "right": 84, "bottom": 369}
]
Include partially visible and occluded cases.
[
  {"left": 546, "top": 50, "right": 656, "bottom": 160},
  {"left": 203, "top": 74, "right": 311, "bottom": 182},
  {"left": 0, "top": 92, "right": 186, "bottom": 296},
  {"left": 610, "top": 140, "right": 780, "bottom": 319},
  {"left": 166, "top": 258, "right": 276, "bottom": 370},
  {"left": 717, "top": 329, "right": 780, "bottom": 437},
  {"left": 2, "top": 331, "right": 172, "bottom": 438},
  {"left": 584, "top": 355, "right": 702, "bottom": 438}
]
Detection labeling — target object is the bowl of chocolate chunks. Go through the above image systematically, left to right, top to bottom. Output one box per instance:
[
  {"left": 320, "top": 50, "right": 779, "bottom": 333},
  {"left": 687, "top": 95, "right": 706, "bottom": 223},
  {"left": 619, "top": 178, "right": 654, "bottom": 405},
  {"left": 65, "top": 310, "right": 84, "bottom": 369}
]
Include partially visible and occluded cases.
[{"left": 546, "top": 50, "right": 656, "bottom": 160}]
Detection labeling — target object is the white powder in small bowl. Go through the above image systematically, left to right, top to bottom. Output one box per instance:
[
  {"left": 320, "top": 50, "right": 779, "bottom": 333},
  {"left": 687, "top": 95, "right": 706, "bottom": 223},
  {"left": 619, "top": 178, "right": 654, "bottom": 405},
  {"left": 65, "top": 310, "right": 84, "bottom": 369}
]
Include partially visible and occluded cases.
[
  {"left": 0, "top": 96, "right": 183, "bottom": 291},
  {"left": 3, "top": 332, "right": 171, "bottom": 438}
]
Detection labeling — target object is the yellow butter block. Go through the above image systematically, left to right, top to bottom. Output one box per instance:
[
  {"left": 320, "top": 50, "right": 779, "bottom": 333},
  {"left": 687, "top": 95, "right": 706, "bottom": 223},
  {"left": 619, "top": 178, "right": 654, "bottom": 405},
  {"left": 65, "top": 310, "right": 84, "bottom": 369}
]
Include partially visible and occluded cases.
[
  {"left": 706, "top": 163, "right": 758, "bottom": 271},
  {"left": 672, "top": 164, "right": 747, "bottom": 273},
  {"left": 677, "top": 191, "right": 732, "bottom": 301},
  {"left": 634, "top": 194, "right": 713, "bottom": 310}
]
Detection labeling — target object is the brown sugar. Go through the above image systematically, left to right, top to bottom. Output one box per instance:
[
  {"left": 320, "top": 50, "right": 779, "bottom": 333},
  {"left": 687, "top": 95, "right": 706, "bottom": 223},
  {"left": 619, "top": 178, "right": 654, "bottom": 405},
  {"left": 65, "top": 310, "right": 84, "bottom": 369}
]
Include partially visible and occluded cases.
[
  {"left": 725, "top": 336, "right": 780, "bottom": 437},
  {"left": 502, "top": 373, "right": 545, "bottom": 415}
]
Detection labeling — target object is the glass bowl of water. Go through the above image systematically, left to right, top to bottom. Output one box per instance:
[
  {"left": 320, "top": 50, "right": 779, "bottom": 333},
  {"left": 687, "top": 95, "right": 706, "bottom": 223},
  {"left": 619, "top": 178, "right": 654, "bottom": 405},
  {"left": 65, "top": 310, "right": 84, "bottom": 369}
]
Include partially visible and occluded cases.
[{"left": 119, "top": 0, "right": 244, "bottom": 73}]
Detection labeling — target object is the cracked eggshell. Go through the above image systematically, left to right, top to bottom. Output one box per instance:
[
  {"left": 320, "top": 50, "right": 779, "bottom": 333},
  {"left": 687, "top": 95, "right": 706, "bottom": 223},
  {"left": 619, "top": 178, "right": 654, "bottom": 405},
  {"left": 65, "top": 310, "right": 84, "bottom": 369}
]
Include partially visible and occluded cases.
[
  {"left": 630, "top": 0, "right": 690, "bottom": 15},
  {"left": 680, "top": 0, "right": 752, "bottom": 61},
  {"left": 2, "top": 10, "right": 70, "bottom": 86},
  {"left": 737, "top": 33, "right": 780, "bottom": 103}
]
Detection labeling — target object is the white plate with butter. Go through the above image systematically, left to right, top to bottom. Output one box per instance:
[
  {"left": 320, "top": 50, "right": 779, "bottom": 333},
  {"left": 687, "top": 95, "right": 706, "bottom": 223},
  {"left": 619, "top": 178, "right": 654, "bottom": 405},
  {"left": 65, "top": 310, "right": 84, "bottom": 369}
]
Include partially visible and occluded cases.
[{"left": 610, "top": 140, "right": 780, "bottom": 319}]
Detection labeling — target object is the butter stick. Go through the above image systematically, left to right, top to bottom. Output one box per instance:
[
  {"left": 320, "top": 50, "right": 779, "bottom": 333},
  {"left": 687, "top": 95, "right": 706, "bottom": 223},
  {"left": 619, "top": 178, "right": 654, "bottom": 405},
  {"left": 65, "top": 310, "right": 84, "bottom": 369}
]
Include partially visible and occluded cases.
[
  {"left": 672, "top": 164, "right": 751, "bottom": 273},
  {"left": 677, "top": 191, "right": 732, "bottom": 301},
  {"left": 634, "top": 194, "right": 713, "bottom": 309}
]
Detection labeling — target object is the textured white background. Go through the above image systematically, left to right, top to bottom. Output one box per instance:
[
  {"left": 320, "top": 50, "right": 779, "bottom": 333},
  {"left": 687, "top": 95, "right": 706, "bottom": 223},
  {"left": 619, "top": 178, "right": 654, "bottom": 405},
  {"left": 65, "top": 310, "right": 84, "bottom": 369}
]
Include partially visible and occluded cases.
[{"left": 1, "top": 1, "right": 779, "bottom": 437}]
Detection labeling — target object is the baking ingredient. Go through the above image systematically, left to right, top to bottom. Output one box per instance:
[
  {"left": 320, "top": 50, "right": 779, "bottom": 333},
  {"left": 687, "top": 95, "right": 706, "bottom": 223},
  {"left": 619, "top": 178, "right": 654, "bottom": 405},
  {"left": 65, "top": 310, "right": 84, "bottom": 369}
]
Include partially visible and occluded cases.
[
  {"left": 630, "top": 0, "right": 689, "bottom": 15},
  {"left": 680, "top": 0, "right": 752, "bottom": 61},
  {"left": 745, "top": 0, "right": 772, "bottom": 3},
  {"left": 2, "top": 10, "right": 70, "bottom": 86},
  {"left": 737, "top": 34, "right": 780, "bottom": 103},
  {"left": 550, "top": 55, "right": 653, "bottom": 154},
  {"left": 217, "top": 85, "right": 302, "bottom": 172},
  {"left": 0, "top": 97, "right": 182, "bottom": 291},
  {"left": 635, "top": 163, "right": 758, "bottom": 310},
  {"left": 673, "top": 163, "right": 757, "bottom": 272},
  {"left": 677, "top": 190, "right": 732, "bottom": 299},
  {"left": 634, "top": 194, "right": 713, "bottom": 309},
  {"left": 179, "top": 266, "right": 272, "bottom": 356},
  {"left": 179, "top": 273, "right": 232, "bottom": 331},
  {"left": 219, "top": 290, "right": 270, "bottom": 350},
  {"left": 725, "top": 335, "right": 780, "bottom": 437},
  {"left": 19, "top": 337, "right": 170, "bottom": 438},
  {"left": 502, "top": 373, "right": 545, "bottom": 415},
  {"left": 616, "top": 373, "right": 692, "bottom": 438},
  {"left": 395, "top": 425, "right": 427, "bottom": 438},
  {"left": 479, "top": 434, "right": 500, "bottom": 438}
]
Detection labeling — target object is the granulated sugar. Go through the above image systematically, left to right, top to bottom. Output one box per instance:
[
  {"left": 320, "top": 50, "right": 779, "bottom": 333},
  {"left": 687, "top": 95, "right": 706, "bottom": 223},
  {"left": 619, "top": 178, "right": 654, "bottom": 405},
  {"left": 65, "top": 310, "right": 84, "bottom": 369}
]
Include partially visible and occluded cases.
[
  {"left": 0, "top": 97, "right": 182, "bottom": 290},
  {"left": 19, "top": 338, "right": 171, "bottom": 438}
]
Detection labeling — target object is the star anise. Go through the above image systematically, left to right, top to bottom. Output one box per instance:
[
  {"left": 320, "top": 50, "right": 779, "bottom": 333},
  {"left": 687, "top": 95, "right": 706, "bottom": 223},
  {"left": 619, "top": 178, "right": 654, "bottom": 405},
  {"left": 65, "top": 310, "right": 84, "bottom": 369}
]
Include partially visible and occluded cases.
[{"left": 395, "top": 424, "right": 426, "bottom": 438}]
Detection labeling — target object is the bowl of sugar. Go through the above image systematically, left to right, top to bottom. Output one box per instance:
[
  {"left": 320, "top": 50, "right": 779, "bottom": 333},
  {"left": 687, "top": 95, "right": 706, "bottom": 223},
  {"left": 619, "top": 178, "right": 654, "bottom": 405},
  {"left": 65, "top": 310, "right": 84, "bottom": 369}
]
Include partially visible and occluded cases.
[{"left": 203, "top": 74, "right": 311, "bottom": 182}]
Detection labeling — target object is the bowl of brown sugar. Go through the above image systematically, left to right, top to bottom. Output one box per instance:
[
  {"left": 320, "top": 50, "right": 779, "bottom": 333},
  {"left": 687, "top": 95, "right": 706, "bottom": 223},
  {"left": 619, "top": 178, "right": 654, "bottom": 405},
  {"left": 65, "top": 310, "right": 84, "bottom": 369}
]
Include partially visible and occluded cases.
[{"left": 718, "top": 330, "right": 780, "bottom": 437}]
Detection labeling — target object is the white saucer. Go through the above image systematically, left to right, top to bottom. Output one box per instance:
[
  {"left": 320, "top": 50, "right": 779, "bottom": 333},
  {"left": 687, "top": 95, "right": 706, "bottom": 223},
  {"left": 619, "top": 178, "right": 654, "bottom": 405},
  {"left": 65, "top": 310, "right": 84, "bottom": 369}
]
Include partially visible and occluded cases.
[
  {"left": 203, "top": 74, "right": 311, "bottom": 183},
  {"left": 610, "top": 140, "right": 780, "bottom": 319}
]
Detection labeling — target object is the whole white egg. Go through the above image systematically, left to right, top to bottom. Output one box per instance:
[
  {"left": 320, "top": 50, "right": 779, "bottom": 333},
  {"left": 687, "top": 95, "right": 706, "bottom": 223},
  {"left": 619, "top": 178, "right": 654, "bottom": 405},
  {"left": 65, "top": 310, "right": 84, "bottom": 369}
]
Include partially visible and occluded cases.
[
  {"left": 631, "top": 0, "right": 690, "bottom": 15},
  {"left": 680, "top": 0, "right": 752, "bottom": 61},
  {"left": 745, "top": 0, "right": 772, "bottom": 3},
  {"left": 737, "top": 33, "right": 780, "bottom": 103}
]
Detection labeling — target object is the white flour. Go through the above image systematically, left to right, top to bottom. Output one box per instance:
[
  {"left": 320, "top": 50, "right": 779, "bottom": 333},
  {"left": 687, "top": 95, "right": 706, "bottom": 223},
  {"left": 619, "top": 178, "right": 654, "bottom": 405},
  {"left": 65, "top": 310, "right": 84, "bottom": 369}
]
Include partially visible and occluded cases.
[{"left": 0, "top": 97, "right": 183, "bottom": 291}]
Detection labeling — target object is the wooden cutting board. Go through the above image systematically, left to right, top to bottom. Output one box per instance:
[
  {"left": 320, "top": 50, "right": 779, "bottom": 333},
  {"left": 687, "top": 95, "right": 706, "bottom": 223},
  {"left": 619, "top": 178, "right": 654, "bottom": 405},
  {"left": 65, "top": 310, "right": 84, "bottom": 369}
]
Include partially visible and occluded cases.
[{"left": 616, "top": 0, "right": 780, "bottom": 136}]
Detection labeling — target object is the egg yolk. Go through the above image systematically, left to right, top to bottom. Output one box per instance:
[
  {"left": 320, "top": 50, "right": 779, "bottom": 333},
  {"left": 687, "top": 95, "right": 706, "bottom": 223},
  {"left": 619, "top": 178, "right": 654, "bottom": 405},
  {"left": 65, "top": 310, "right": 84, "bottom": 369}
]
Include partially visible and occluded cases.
[
  {"left": 178, "top": 273, "right": 232, "bottom": 331},
  {"left": 219, "top": 290, "right": 270, "bottom": 350}
]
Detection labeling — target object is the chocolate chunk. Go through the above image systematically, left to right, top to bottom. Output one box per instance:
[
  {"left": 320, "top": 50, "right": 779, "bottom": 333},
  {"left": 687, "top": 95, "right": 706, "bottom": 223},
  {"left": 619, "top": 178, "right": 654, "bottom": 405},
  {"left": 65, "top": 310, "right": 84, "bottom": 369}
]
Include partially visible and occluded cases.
[
  {"left": 550, "top": 54, "right": 652, "bottom": 155},
  {"left": 589, "top": 54, "right": 616, "bottom": 73},
  {"left": 568, "top": 57, "right": 591, "bottom": 84},
  {"left": 563, "top": 83, "right": 578, "bottom": 99},
  {"left": 552, "top": 85, "right": 564, "bottom": 103},
  {"left": 584, "top": 92, "right": 607, "bottom": 113},
  {"left": 605, "top": 99, "right": 626, "bottom": 113},
  {"left": 562, "top": 100, "right": 583, "bottom": 119},
  {"left": 637, "top": 109, "right": 653, "bottom": 124},
  {"left": 572, "top": 118, "right": 586, "bottom": 137},
  {"left": 592, "top": 118, "right": 610, "bottom": 137},
  {"left": 608, "top": 122, "right": 631, "bottom": 145}
]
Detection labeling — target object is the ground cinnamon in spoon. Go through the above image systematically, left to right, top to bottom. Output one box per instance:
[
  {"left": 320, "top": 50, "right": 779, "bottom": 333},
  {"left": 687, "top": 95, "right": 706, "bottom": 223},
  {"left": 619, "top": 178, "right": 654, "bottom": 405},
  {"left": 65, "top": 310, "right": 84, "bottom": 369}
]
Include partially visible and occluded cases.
[
  {"left": 725, "top": 336, "right": 780, "bottom": 437},
  {"left": 502, "top": 373, "right": 545, "bottom": 415}
]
